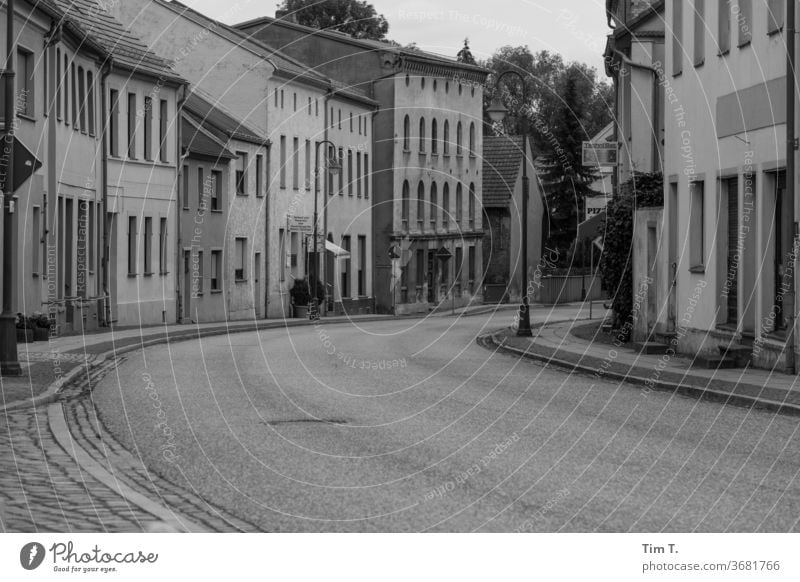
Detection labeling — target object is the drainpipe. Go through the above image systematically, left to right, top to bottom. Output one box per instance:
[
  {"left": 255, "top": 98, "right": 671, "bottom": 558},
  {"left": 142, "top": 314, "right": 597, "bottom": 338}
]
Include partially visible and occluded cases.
[
  {"left": 786, "top": 0, "right": 796, "bottom": 374},
  {"left": 44, "top": 21, "right": 59, "bottom": 317},
  {"left": 613, "top": 49, "right": 660, "bottom": 177},
  {"left": 100, "top": 58, "right": 112, "bottom": 326},
  {"left": 175, "top": 84, "right": 187, "bottom": 323},
  {"left": 322, "top": 90, "right": 331, "bottom": 314}
]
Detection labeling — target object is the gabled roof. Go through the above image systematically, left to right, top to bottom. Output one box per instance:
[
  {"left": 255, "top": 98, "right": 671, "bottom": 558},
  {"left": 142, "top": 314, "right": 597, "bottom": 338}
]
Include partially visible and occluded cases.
[
  {"left": 51, "top": 0, "right": 184, "bottom": 83},
  {"left": 234, "top": 14, "right": 491, "bottom": 80},
  {"left": 183, "top": 91, "right": 269, "bottom": 146},
  {"left": 182, "top": 115, "right": 236, "bottom": 160},
  {"left": 483, "top": 135, "right": 529, "bottom": 208}
]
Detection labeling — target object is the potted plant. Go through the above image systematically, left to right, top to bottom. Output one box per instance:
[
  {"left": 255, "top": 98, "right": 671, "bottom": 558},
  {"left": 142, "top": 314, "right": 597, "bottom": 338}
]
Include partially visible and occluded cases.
[
  {"left": 290, "top": 279, "right": 324, "bottom": 318},
  {"left": 31, "top": 312, "right": 51, "bottom": 341},
  {"left": 15, "top": 313, "right": 34, "bottom": 343}
]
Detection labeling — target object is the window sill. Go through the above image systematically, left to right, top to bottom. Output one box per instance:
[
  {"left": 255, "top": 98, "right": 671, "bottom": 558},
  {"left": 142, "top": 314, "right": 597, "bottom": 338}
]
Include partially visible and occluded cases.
[
  {"left": 768, "top": 27, "right": 783, "bottom": 37},
  {"left": 737, "top": 40, "right": 752, "bottom": 49},
  {"left": 717, "top": 49, "right": 730, "bottom": 57},
  {"left": 694, "top": 59, "right": 705, "bottom": 68},
  {"left": 17, "top": 113, "right": 36, "bottom": 123},
  {"left": 236, "top": 193, "right": 249, "bottom": 197},
  {"left": 211, "top": 209, "right": 223, "bottom": 214},
  {"left": 688, "top": 265, "right": 705, "bottom": 274},
  {"left": 32, "top": 272, "right": 39, "bottom": 278},
  {"left": 143, "top": 272, "right": 154, "bottom": 277},
  {"left": 159, "top": 272, "right": 169, "bottom": 276},
  {"left": 127, "top": 273, "right": 138, "bottom": 278},
  {"left": 235, "top": 279, "right": 248, "bottom": 284},
  {"left": 211, "top": 289, "right": 222, "bottom": 294}
]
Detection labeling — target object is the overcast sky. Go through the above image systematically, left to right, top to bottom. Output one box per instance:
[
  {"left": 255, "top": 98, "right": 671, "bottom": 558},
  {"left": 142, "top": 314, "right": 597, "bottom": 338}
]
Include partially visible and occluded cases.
[{"left": 182, "top": 0, "right": 611, "bottom": 76}]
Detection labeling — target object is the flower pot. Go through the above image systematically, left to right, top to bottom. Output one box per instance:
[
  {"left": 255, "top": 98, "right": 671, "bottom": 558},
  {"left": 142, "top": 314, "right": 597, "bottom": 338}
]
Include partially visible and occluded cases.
[
  {"left": 293, "top": 305, "right": 309, "bottom": 319},
  {"left": 33, "top": 326, "right": 50, "bottom": 342},
  {"left": 16, "top": 328, "right": 34, "bottom": 343}
]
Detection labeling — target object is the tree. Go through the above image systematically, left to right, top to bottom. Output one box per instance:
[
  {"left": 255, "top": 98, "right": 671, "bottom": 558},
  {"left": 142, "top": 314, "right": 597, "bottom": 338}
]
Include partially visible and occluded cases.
[
  {"left": 278, "top": 0, "right": 389, "bottom": 40},
  {"left": 484, "top": 47, "right": 614, "bottom": 262}
]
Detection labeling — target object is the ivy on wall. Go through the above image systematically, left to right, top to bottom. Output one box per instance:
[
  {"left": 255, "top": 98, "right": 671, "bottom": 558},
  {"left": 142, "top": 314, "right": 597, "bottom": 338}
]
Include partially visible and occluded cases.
[{"left": 599, "top": 172, "right": 664, "bottom": 339}]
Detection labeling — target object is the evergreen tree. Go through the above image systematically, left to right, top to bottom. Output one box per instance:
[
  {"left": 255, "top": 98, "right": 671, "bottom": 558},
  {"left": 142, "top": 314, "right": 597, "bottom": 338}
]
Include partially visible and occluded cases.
[{"left": 278, "top": 0, "right": 390, "bottom": 40}]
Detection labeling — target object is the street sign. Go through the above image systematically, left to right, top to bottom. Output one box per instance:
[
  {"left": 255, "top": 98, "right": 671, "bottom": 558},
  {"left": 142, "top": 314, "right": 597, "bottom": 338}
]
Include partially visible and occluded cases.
[
  {"left": 0, "top": 137, "right": 42, "bottom": 193},
  {"left": 582, "top": 141, "right": 618, "bottom": 167},
  {"left": 287, "top": 215, "right": 313, "bottom": 234}
]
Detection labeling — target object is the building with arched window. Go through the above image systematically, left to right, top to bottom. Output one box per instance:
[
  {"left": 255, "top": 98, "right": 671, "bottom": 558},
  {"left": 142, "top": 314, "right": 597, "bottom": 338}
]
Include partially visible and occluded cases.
[{"left": 237, "top": 14, "right": 490, "bottom": 314}]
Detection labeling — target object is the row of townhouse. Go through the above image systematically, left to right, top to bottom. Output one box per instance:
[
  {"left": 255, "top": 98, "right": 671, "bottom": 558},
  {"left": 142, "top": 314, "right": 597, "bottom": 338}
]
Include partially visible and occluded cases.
[
  {"left": 1, "top": 0, "right": 495, "bottom": 347},
  {"left": 605, "top": 0, "right": 800, "bottom": 373}
]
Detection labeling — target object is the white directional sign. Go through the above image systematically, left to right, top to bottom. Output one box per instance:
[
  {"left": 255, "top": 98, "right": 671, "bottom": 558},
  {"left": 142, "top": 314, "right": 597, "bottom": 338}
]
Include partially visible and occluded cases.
[{"left": 288, "top": 215, "right": 313, "bottom": 234}]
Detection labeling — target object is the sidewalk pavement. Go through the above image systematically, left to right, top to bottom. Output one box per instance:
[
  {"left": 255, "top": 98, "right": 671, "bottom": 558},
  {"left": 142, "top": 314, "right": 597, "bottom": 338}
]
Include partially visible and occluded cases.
[{"left": 483, "top": 317, "right": 800, "bottom": 417}]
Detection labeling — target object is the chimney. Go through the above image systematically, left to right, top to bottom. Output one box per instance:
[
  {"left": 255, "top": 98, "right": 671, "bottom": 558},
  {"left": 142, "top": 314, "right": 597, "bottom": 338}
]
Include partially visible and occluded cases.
[{"left": 275, "top": 9, "right": 297, "bottom": 23}]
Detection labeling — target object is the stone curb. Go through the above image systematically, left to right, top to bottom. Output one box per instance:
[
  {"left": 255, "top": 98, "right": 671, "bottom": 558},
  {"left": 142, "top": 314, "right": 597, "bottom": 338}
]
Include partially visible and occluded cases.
[
  {"left": 0, "top": 314, "right": 394, "bottom": 414},
  {"left": 478, "top": 329, "right": 800, "bottom": 418},
  {"left": 47, "top": 402, "right": 207, "bottom": 533}
]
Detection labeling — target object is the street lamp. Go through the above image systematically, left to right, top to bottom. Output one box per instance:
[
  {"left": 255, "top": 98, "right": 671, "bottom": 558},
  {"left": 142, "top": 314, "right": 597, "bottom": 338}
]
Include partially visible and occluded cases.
[
  {"left": 488, "top": 70, "right": 533, "bottom": 337},
  {"left": 313, "top": 140, "right": 341, "bottom": 316}
]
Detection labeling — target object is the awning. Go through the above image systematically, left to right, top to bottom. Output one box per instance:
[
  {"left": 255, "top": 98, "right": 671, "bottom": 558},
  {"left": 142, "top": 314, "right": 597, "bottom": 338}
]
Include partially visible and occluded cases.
[
  {"left": 577, "top": 209, "right": 606, "bottom": 240},
  {"left": 325, "top": 239, "right": 351, "bottom": 259}
]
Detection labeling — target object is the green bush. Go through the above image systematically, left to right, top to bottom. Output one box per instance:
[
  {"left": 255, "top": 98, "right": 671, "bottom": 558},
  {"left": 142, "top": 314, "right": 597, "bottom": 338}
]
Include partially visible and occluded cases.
[
  {"left": 599, "top": 172, "right": 663, "bottom": 340},
  {"left": 289, "top": 278, "right": 324, "bottom": 306}
]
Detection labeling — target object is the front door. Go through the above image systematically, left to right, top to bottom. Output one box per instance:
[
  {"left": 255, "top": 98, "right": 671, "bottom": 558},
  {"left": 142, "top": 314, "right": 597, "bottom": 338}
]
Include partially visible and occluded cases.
[
  {"left": 183, "top": 250, "right": 192, "bottom": 321},
  {"left": 427, "top": 250, "right": 437, "bottom": 303}
]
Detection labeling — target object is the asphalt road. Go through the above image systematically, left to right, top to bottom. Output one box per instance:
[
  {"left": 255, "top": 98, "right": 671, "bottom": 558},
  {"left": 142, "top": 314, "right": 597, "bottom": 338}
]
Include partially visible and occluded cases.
[{"left": 93, "top": 307, "right": 800, "bottom": 532}]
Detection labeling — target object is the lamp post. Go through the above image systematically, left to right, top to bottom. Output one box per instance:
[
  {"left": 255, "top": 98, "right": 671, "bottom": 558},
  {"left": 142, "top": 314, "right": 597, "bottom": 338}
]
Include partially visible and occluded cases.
[
  {"left": 1, "top": 0, "right": 21, "bottom": 376},
  {"left": 487, "top": 70, "right": 533, "bottom": 337},
  {"left": 313, "top": 140, "right": 341, "bottom": 315}
]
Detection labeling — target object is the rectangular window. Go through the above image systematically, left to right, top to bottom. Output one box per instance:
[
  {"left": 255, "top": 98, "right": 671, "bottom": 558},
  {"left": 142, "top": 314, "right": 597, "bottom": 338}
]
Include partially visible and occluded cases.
[
  {"left": 672, "top": 0, "right": 683, "bottom": 76},
  {"left": 694, "top": 0, "right": 705, "bottom": 66},
  {"left": 718, "top": 0, "right": 730, "bottom": 54},
  {"left": 738, "top": 0, "right": 752, "bottom": 47},
  {"left": 768, "top": 0, "right": 784, "bottom": 33},
  {"left": 56, "top": 49, "right": 62, "bottom": 119},
  {"left": 63, "top": 53, "right": 69, "bottom": 125},
  {"left": 71, "top": 63, "right": 78, "bottom": 127},
  {"left": 77, "top": 67, "right": 87, "bottom": 130},
  {"left": 87, "top": 71, "right": 95, "bottom": 135},
  {"left": 109, "top": 89, "right": 119, "bottom": 156},
  {"left": 280, "top": 90, "right": 284, "bottom": 109},
  {"left": 127, "top": 92, "right": 137, "bottom": 158},
  {"left": 293, "top": 92, "right": 297, "bottom": 111},
  {"left": 144, "top": 96, "right": 153, "bottom": 160},
  {"left": 159, "top": 99, "right": 168, "bottom": 162},
  {"left": 338, "top": 109, "right": 342, "bottom": 129},
  {"left": 280, "top": 136, "right": 286, "bottom": 188},
  {"left": 293, "top": 137, "right": 299, "bottom": 190},
  {"left": 305, "top": 140, "right": 311, "bottom": 190},
  {"left": 266, "top": 147, "right": 271, "bottom": 196},
  {"left": 338, "top": 147, "right": 344, "bottom": 195},
  {"left": 348, "top": 150, "right": 353, "bottom": 196},
  {"left": 237, "top": 152, "right": 248, "bottom": 195},
  {"left": 357, "top": 152, "right": 362, "bottom": 197},
  {"left": 254, "top": 153, "right": 263, "bottom": 197},
  {"left": 364, "top": 154, "right": 369, "bottom": 199},
  {"left": 182, "top": 164, "right": 189, "bottom": 209},
  {"left": 198, "top": 167, "right": 204, "bottom": 206},
  {"left": 212, "top": 170, "right": 222, "bottom": 210},
  {"left": 689, "top": 180, "right": 705, "bottom": 269},
  {"left": 468, "top": 189, "right": 475, "bottom": 228},
  {"left": 88, "top": 201, "right": 95, "bottom": 273},
  {"left": 32, "top": 206, "right": 40, "bottom": 274},
  {"left": 127, "top": 216, "right": 137, "bottom": 275},
  {"left": 143, "top": 217, "right": 153, "bottom": 274},
  {"left": 159, "top": 217, "right": 168, "bottom": 274},
  {"left": 279, "top": 228, "right": 286, "bottom": 282},
  {"left": 341, "top": 235, "right": 351, "bottom": 298},
  {"left": 358, "top": 235, "right": 366, "bottom": 296},
  {"left": 235, "top": 238, "right": 247, "bottom": 280},
  {"left": 455, "top": 246, "right": 463, "bottom": 286},
  {"left": 415, "top": 249, "right": 424, "bottom": 292},
  {"left": 196, "top": 250, "right": 204, "bottom": 293},
  {"left": 211, "top": 250, "right": 222, "bottom": 291}
]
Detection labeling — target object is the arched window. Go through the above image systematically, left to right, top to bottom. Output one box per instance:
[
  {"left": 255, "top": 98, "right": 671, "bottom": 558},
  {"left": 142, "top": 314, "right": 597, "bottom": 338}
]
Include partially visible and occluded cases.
[
  {"left": 403, "top": 115, "right": 410, "bottom": 151},
  {"left": 419, "top": 117, "right": 426, "bottom": 152},
  {"left": 431, "top": 119, "right": 438, "bottom": 154},
  {"left": 443, "top": 120, "right": 450, "bottom": 155},
  {"left": 456, "top": 121, "right": 463, "bottom": 155},
  {"left": 469, "top": 122, "right": 475, "bottom": 156},
  {"left": 401, "top": 180, "right": 410, "bottom": 227},
  {"left": 417, "top": 181, "right": 425, "bottom": 229},
  {"left": 430, "top": 182, "right": 438, "bottom": 228},
  {"left": 442, "top": 183, "right": 450, "bottom": 229},
  {"left": 456, "top": 183, "right": 463, "bottom": 225},
  {"left": 468, "top": 183, "right": 476, "bottom": 227}
]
